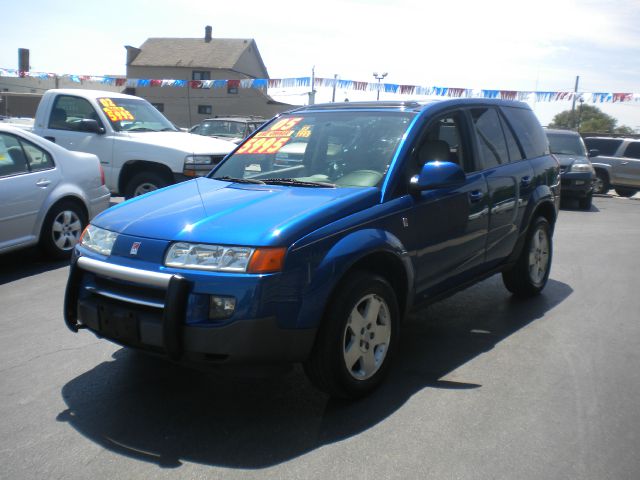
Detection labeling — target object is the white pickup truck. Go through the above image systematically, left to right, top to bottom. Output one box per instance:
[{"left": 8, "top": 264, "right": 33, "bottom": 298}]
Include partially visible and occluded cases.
[{"left": 32, "top": 89, "right": 236, "bottom": 198}]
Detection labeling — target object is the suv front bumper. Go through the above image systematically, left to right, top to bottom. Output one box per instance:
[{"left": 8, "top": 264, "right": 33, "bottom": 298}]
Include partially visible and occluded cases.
[
  {"left": 560, "top": 171, "right": 594, "bottom": 198},
  {"left": 64, "top": 256, "right": 316, "bottom": 365}
]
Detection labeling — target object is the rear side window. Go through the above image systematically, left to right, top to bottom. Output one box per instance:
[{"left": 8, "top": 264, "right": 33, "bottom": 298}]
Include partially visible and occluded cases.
[
  {"left": 471, "top": 107, "right": 509, "bottom": 169},
  {"left": 501, "top": 107, "right": 549, "bottom": 159},
  {"left": 0, "top": 133, "right": 28, "bottom": 177},
  {"left": 584, "top": 138, "right": 623, "bottom": 156},
  {"left": 622, "top": 142, "right": 640, "bottom": 159}
]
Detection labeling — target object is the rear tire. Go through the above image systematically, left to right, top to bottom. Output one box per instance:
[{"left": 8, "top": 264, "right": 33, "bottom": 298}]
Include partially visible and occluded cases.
[
  {"left": 124, "top": 171, "right": 169, "bottom": 199},
  {"left": 614, "top": 187, "right": 638, "bottom": 198},
  {"left": 40, "top": 200, "right": 87, "bottom": 259},
  {"left": 502, "top": 216, "right": 552, "bottom": 297},
  {"left": 304, "top": 271, "right": 399, "bottom": 399}
]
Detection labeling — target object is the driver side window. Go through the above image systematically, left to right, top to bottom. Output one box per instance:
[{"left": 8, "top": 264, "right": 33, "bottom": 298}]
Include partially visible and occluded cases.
[{"left": 49, "top": 95, "right": 102, "bottom": 131}]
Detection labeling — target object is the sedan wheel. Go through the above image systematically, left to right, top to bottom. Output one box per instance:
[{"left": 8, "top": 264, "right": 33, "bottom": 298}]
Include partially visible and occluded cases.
[
  {"left": 40, "top": 200, "right": 87, "bottom": 259},
  {"left": 52, "top": 209, "right": 83, "bottom": 251}
]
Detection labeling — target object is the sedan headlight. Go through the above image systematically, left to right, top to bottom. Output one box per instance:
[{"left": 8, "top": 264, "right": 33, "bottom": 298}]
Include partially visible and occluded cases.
[
  {"left": 570, "top": 161, "right": 594, "bottom": 173},
  {"left": 80, "top": 225, "right": 118, "bottom": 256},
  {"left": 164, "top": 242, "right": 286, "bottom": 273}
]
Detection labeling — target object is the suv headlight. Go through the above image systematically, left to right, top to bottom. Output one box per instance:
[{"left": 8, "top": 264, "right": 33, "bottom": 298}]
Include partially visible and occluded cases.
[
  {"left": 184, "top": 155, "right": 214, "bottom": 165},
  {"left": 570, "top": 161, "right": 594, "bottom": 173},
  {"left": 80, "top": 225, "right": 118, "bottom": 255},
  {"left": 164, "top": 242, "right": 286, "bottom": 273}
]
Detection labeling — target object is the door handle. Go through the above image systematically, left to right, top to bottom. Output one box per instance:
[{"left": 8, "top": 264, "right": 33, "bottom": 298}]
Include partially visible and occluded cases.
[
  {"left": 44, "top": 136, "right": 56, "bottom": 143},
  {"left": 620, "top": 161, "right": 629, "bottom": 165},
  {"left": 521, "top": 176, "right": 532, "bottom": 187},
  {"left": 36, "top": 179, "right": 51, "bottom": 188},
  {"left": 468, "top": 190, "right": 484, "bottom": 203}
]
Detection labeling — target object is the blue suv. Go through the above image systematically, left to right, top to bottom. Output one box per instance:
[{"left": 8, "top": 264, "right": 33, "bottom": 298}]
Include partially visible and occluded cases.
[{"left": 64, "top": 99, "right": 560, "bottom": 398}]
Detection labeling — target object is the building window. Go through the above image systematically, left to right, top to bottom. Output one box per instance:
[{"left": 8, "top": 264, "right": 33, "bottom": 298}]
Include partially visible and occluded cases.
[
  {"left": 193, "top": 71, "right": 211, "bottom": 81},
  {"left": 227, "top": 79, "right": 240, "bottom": 95},
  {"left": 151, "top": 103, "right": 164, "bottom": 112},
  {"left": 198, "top": 105, "right": 212, "bottom": 115}
]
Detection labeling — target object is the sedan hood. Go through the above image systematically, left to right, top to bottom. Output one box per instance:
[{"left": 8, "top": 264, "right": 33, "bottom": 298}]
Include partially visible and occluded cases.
[{"left": 94, "top": 178, "right": 380, "bottom": 246}]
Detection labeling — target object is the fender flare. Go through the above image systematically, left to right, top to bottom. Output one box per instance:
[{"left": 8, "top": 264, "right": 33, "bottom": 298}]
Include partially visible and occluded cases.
[{"left": 293, "top": 228, "right": 414, "bottom": 329}]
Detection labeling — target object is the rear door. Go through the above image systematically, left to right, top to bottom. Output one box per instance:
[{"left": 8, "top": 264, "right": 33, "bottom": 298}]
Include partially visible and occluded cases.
[
  {"left": 469, "top": 107, "right": 533, "bottom": 266},
  {"left": 0, "top": 132, "right": 60, "bottom": 250},
  {"left": 614, "top": 142, "right": 640, "bottom": 188}
]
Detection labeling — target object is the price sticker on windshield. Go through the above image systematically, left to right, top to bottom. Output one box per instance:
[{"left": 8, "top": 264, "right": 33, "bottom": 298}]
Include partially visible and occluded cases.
[
  {"left": 98, "top": 98, "right": 135, "bottom": 122},
  {"left": 236, "top": 117, "right": 303, "bottom": 155}
]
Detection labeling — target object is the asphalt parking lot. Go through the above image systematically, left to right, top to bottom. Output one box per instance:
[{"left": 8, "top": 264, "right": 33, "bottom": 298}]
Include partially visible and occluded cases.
[{"left": 1, "top": 194, "right": 640, "bottom": 480}]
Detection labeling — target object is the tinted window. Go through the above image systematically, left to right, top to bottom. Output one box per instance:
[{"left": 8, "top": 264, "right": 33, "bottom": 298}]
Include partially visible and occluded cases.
[
  {"left": 501, "top": 106, "right": 548, "bottom": 159},
  {"left": 471, "top": 108, "right": 509, "bottom": 169},
  {"left": 413, "top": 112, "right": 468, "bottom": 176},
  {"left": 499, "top": 113, "right": 523, "bottom": 162},
  {"left": 0, "top": 133, "right": 29, "bottom": 177},
  {"left": 583, "top": 138, "right": 623, "bottom": 156},
  {"left": 622, "top": 142, "right": 640, "bottom": 159}
]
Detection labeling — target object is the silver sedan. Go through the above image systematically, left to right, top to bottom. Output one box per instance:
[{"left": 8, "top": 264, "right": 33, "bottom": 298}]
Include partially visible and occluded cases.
[{"left": 0, "top": 125, "right": 110, "bottom": 258}]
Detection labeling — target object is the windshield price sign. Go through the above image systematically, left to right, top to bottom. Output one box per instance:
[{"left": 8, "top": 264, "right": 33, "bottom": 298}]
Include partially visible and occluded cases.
[{"left": 236, "top": 117, "right": 304, "bottom": 155}]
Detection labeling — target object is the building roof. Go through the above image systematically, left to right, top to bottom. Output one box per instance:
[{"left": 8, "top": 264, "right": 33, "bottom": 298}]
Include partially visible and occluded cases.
[{"left": 129, "top": 38, "right": 268, "bottom": 77}]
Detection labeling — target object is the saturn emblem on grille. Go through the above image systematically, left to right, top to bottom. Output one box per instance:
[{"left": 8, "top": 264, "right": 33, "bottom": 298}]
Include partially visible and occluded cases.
[{"left": 130, "top": 242, "right": 141, "bottom": 255}]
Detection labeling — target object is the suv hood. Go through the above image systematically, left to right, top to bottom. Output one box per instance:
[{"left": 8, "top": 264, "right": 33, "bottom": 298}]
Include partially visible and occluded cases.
[
  {"left": 123, "top": 131, "right": 236, "bottom": 154},
  {"left": 554, "top": 153, "right": 589, "bottom": 167},
  {"left": 94, "top": 177, "right": 379, "bottom": 246}
]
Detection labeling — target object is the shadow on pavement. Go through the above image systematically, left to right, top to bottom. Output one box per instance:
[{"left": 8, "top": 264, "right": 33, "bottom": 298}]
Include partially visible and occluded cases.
[
  {"left": 0, "top": 248, "right": 69, "bottom": 285},
  {"left": 58, "top": 275, "right": 572, "bottom": 469}
]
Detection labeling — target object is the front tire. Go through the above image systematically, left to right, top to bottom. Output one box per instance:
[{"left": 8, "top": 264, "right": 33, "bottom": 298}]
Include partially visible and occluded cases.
[
  {"left": 124, "top": 171, "right": 169, "bottom": 199},
  {"left": 578, "top": 193, "right": 593, "bottom": 210},
  {"left": 40, "top": 200, "right": 87, "bottom": 259},
  {"left": 502, "top": 216, "right": 552, "bottom": 297},
  {"left": 304, "top": 271, "right": 399, "bottom": 399}
]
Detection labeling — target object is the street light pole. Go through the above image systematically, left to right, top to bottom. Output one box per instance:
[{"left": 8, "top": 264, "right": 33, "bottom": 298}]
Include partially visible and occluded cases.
[{"left": 373, "top": 72, "right": 388, "bottom": 101}]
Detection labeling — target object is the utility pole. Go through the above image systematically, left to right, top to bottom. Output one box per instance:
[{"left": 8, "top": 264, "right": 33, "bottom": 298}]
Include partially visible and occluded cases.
[
  {"left": 309, "top": 66, "right": 316, "bottom": 105},
  {"left": 331, "top": 74, "right": 338, "bottom": 103},
  {"left": 571, "top": 75, "right": 580, "bottom": 129}
]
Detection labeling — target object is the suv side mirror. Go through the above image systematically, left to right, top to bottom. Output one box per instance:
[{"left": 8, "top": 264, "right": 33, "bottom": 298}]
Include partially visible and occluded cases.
[
  {"left": 78, "top": 119, "right": 105, "bottom": 134},
  {"left": 588, "top": 149, "right": 600, "bottom": 158},
  {"left": 409, "top": 161, "right": 465, "bottom": 194}
]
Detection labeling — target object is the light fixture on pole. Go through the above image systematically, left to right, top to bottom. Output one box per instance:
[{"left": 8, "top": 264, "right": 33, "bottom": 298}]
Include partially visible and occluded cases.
[{"left": 373, "top": 72, "right": 388, "bottom": 101}]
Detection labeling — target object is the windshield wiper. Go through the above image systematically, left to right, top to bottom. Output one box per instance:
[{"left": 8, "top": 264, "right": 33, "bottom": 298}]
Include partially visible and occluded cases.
[
  {"left": 214, "top": 176, "right": 265, "bottom": 185},
  {"left": 262, "top": 178, "right": 336, "bottom": 188}
]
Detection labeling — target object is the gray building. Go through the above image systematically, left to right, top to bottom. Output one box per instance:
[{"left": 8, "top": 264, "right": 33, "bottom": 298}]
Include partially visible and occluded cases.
[{"left": 126, "top": 27, "right": 293, "bottom": 128}]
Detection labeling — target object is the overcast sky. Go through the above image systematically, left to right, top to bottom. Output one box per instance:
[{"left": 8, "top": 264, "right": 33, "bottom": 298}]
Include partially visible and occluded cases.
[{"left": 2, "top": 0, "right": 639, "bottom": 127}]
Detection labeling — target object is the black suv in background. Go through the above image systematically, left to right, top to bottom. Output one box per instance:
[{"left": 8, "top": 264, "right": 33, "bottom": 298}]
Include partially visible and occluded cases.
[
  {"left": 545, "top": 128, "right": 595, "bottom": 210},
  {"left": 584, "top": 137, "right": 640, "bottom": 197}
]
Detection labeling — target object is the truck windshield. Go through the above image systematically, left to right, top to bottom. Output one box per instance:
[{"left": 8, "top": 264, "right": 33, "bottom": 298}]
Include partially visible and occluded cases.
[
  {"left": 97, "top": 97, "right": 178, "bottom": 132},
  {"left": 211, "top": 111, "right": 414, "bottom": 188}
]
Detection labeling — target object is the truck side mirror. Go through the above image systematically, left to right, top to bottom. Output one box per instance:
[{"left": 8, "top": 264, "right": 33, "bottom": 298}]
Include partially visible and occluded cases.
[
  {"left": 78, "top": 119, "right": 105, "bottom": 134},
  {"left": 588, "top": 149, "right": 600, "bottom": 158},
  {"left": 409, "top": 160, "right": 466, "bottom": 194}
]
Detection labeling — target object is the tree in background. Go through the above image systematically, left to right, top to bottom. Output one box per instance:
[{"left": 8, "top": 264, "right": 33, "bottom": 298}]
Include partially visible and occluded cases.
[{"left": 549, "top": 104, "right": 633, "bottom": 134}]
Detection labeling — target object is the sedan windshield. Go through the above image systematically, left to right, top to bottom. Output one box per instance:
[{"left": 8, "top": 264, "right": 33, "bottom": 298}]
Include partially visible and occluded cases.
[
  {"left": 97, "top": 97, "right": 178, "bottom": 132},
  {"left": 212, "top": 111, "right": 414, "bottom": 188},
  {"left": 547, "top": 133, "right": 588, "bottom": 156}
]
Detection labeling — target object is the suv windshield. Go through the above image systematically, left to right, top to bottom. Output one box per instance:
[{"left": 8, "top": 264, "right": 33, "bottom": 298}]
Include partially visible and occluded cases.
[
  {"left": 97, "top": 97, "right": 178, "bottom": 132},
  {"left": 212, "top": 111, "right": 414, "bottom": 188},
  {"left": 198, "top": 119, "right": 263, "bottom": 140},
  {"left": 547, "top": 133, "right": 588, "bottom": 156}
]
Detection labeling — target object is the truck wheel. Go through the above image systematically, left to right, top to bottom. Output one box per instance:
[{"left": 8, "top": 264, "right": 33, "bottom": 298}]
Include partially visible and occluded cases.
[
  {"left": 593, "top": 170, "right": 610, "bottom": 194},
  {"left": 124, "top": 172, "right": 169, "bottom": 199},
  {"left": 614, "top": 187, "right": 638, "bottom": 198},
  {"left": 578, "top": 193, "right": 593, "bottom": 210},
  {"left": 40, "top": 200, "right": 87, "bottom": 259},
  {"left": 502, "top": 216, "right": 552, "bottom": 297},
  {"left": 304, "top": 271, "right": 399, "bottom": 399}
]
